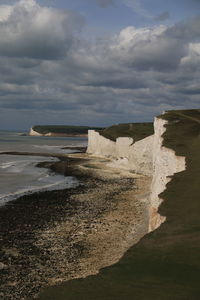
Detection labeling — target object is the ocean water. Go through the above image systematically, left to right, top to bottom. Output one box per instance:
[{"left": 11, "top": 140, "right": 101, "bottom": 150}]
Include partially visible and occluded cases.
[{"left": 0, "top": 130, "right": 87, "bottom": 206}]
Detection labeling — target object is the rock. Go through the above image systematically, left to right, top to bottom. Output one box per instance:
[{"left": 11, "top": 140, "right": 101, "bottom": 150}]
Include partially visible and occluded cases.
[
  {"left": 3, "top": 247, "right": 20, "bottom": 257},
  {"left": 0, "top": 262, "right": 8, "bottom": 270}
]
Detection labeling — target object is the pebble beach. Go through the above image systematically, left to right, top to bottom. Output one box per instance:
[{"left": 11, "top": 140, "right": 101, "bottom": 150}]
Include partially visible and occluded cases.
[{"left": 0, "top": 151, "right": 151, "bottom": 299}]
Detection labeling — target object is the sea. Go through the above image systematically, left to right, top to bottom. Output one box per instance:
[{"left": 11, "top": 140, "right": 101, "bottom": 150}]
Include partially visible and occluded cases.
[{"left": 0, "top": 130, "right": 87, "bottom": 206}]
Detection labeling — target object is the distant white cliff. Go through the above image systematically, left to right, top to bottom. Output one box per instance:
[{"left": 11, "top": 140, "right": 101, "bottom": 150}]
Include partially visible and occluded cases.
[
  {"left": 87, "top": 115, "right": 186, "bottom": 232},
  {"left": 29, "top": 127, "right": 43, "bottom": 136},
  {"left": 29, "top": 127, "right": 67, "bottom": 136},
  {"left": 29, "top": 127, "right": 88, "bottom": 137}
]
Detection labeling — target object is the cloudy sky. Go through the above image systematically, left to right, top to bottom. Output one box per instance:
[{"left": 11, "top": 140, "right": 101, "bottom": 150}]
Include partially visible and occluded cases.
[{"left": 0, "top": 0, "right": 200, "bottom": 130}]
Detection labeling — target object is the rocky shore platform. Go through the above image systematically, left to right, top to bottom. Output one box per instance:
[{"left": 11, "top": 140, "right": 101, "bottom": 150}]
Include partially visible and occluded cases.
[{"left": 0, "top": 151, "right": 151, "bottom": 299}]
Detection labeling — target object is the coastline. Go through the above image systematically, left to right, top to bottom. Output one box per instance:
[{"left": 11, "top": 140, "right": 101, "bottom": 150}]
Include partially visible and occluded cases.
[
  {"left": 29, "top": 133, "right": 88, "bottom": 137},
  {"left": 0, "top": 151, "right": 151, "bottom": 299}
]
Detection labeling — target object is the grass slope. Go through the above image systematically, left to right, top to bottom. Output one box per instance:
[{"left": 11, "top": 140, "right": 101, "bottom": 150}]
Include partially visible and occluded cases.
[
  {"left": 39, "top": 109, "right": 200, "bottom": 300},
  {"left": 99, "top": 122, "right": 154, "bottom": 142},
  {"left": 32, "top": 125, "right": 103, "bottom": 135}
]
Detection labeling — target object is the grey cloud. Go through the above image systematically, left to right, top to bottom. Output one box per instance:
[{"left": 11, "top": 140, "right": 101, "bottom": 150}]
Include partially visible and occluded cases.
[
  {"left": 0, "top": 0, "right": 84, "bottom": 59},
  {"left": 95, "top": 0, "right": 114, "bottom": 7},
  {"left": 155, "top": 11, "right": 170, "bottom": 21},
  {"left": 165, "top": 15, "right": 200, "bottom": 41},
  {"left": 81, "top": 75, "right": 148, "bottom": 90},
  {"left": 177, "top": 87, "right": 200, "bottom": 95}
]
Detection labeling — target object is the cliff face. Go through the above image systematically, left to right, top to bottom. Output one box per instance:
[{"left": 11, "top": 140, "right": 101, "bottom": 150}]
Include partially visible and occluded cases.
[
  {"left": 87, "top": 116, "right": 186, "bottom": 232},
  {"left": 149, "top": 117, "right": 186, "bottom": 231},
  {"left": 87, "top": 130, "right": 153, "bottom": 176},
  {"left": 87, "top": 130, "right": 116, "bottom": 157},
  {"left": 128, "top": 135, "right": 154, "bottom": 176}
]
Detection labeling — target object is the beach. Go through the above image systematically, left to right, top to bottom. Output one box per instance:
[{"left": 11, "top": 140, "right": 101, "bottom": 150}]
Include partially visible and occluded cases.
[{"left": 0, "top": 151, "right": 151, "bottom": 299}]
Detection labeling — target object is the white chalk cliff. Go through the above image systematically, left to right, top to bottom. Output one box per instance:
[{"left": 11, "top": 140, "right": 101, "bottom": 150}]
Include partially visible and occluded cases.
[
  {"left": 87, "top": 115, "right": 186, "bottom": 232},
  {"left": 149, "top": 117, "right": 185, "bottom": 231},
  {"left": 29, "top": 127, "right": 43, "bottom": 136},
  {"left": 29, "top": 127, "right": 58, "bottom": 136},
  {"left": 87, "top": 130, "right": 154, "bottom": 176},
  {"left": 87, "top": 130, "right": 116, "bottom": 157}
]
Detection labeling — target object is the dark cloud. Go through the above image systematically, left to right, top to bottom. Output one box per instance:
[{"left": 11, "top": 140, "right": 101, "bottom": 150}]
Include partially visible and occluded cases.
[{"left": 82, "top": 75, "right": 148, "bottom": 90}]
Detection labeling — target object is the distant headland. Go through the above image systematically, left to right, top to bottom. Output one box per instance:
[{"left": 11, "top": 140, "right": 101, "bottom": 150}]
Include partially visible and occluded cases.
[{"left": 29, "top": 125, "right": 103, "bottom": 137}]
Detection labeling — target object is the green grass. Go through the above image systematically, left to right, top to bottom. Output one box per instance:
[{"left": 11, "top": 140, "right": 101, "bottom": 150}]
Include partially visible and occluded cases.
[
  {"left": 38, "top": 109, "right": 200, "bottom": 300},
  {"left": 99, "top": 122, "right": 154, "bottom": 142},
  {"left": 32, "top": 123, "right": 154, "bottom": 139},
  {"left": 32, "top": 125, "right": 103, "bottom": 135}
]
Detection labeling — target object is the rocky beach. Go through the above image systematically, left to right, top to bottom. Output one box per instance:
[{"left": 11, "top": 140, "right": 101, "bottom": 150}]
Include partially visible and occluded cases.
[{"left": 0, "top": 150, "right": 151, "bottom": 299}]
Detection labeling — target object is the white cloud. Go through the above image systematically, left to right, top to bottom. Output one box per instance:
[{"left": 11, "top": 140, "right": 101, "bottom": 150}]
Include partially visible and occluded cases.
[
  {"left": 0, "top": 0, "right": 84, "bottom": 59},
  {"left": 0, "top": 5, "right": 12, "bottom": 21},
  {"left": 104, "top": 25, "right": 187, "bottom": 70},
  {"left": 180, "top": 43, "right": 200, "bottom": 68}
]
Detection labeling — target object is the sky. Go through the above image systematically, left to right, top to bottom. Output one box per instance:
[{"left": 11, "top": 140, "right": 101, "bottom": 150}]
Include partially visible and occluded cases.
[{"left": 0, "top": 0, "right": 200, "bottom": 130}]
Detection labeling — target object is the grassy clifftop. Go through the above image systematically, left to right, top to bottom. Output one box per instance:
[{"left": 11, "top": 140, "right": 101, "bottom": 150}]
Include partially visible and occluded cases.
[
  {"left": 39, "top": 109, "right": 200, "bottom": 300},
  {"left": 99, "top": 122, "right": 154, "bottom": 142},
  {"left": 32, "top": 123, "right": 154, "bottom": 140},
  {"left": 32, "top": 125, "right": 103, "bottom": 135}
]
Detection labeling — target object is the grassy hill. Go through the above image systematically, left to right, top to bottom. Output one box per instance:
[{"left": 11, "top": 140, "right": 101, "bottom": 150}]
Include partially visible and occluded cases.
[
  {"left": 99, "top": 122, "right": 154, "bottom": 142},
  {"left": 32, "top": 123, "right": 154, "bottom": 140},
  {"left": 32, "top": 125, "right": 103, "bottom": 135}
]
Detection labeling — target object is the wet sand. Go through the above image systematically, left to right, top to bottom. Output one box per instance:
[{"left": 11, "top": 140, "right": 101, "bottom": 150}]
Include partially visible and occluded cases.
[{"left": 0, "top": 152, "right": 151, "bottom": 299}]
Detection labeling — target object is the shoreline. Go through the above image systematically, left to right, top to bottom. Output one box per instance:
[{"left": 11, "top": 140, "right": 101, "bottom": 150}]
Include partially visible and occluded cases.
[
  {"left": 29, "top": 132, "right": 88, "bottom": 137},
  {"left": 0, "top": 152, "right": 151, "bottom": 299}
]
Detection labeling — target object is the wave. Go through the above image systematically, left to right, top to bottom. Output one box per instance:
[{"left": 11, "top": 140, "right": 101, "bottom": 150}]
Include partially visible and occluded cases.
[
  {"left": 32, "top": 144, "right": 84, "bottom": 153},
  {"left": 33, "top": 144, "right": 67, "bottom": 150},
  {"left": 0, "top": 155, "right": 78, "bottom": 206},
  {"left": 0, "top": 157, "right": 56, "bottom": 173},
  {"left": 0, "top": 176, "right": 79, "bottom": 207}
]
